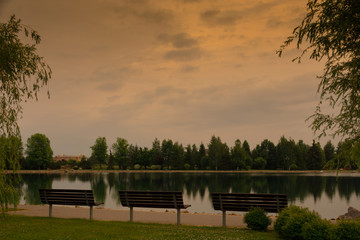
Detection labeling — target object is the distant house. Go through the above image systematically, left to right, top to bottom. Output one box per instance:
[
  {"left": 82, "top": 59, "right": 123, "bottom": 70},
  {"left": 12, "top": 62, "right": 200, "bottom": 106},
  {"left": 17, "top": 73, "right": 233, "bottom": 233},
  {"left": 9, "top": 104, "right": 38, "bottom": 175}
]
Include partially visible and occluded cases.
[{"left": 54, "top": 154, "right": 87, "bottom": 162}]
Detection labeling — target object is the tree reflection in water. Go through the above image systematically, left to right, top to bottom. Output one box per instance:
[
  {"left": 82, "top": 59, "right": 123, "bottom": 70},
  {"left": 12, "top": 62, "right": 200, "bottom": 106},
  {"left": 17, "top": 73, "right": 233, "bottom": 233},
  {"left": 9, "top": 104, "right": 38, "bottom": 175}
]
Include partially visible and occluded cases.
[{"left": 20, "top": 172, "right": 360, "bottom": 218}]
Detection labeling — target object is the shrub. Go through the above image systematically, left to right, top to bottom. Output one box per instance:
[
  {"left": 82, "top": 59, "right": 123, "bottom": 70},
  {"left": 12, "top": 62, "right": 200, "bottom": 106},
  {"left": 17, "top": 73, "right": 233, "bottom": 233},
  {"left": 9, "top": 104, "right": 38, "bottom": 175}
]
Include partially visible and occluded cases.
[
  {"left": 253, "top": 157, "right": 267, "bottom": 170},
  {"left": 48, "top": 161, "right": 62, "bottom": 170},
  {"left": 184, "top": 163, "right": 191, "bottom": 170},
  {"left": 289, "top": 163, "right": 298, "bottom": 170},
  {"left": 134, "top": 164, "right": 142, "bottom": 170},
  {"left": 150, "top": 165, "right": 162, "bottom": 170},
  {"left": 275, "top": 205, "right": 321, "bottom": 240},
  {"left": 244, "top": 207, "right": 271, "bottom": 231},
  {"left": 301, "top": 218, "right": 332, "bottom": 240},
  {"left": 333, "top": 219, "right": 360, "bottom": 240}
]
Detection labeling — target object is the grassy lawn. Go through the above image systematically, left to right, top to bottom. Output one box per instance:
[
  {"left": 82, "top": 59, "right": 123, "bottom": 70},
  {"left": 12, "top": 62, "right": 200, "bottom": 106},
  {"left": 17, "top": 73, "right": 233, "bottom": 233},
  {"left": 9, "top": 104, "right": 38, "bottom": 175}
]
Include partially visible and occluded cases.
[{"left": 0, "top": 215, "right": 280, "bottom": 240}]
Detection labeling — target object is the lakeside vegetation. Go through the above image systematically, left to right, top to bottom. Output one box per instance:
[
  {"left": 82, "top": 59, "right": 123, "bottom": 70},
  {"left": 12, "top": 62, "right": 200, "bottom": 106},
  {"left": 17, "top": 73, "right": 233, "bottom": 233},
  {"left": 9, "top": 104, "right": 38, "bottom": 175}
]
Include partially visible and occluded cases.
[
  {"left": 9, "top": 134, "right": 360, "bottom": 173},
  {"left": 0, "top": 215, "right": 280, "bottom": 240}
]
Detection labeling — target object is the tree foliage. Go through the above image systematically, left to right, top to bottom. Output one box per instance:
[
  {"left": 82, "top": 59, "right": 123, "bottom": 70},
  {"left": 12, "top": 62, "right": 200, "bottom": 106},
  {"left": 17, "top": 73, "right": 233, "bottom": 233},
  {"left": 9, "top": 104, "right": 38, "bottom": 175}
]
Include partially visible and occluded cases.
[
  {"left": 278, "top": 0, "right": 360, "bottom": 143},
  {"left": 0, "top": 15, "right": 51, "bottom": 213},
  {"left": 1, "top": 15, "right": 51, "bottom": 136},
  {"left": 25, "top": 133, "right": 53, "bottom": 170},
  {"left": 90, "top": 137, "right": 108, "bottom": 169},
  {"left": 111, "top": 137, "right": 128, "bottom": 169},
  {"left": 307, "top": 140, "right": 325, "bottom": 170}
]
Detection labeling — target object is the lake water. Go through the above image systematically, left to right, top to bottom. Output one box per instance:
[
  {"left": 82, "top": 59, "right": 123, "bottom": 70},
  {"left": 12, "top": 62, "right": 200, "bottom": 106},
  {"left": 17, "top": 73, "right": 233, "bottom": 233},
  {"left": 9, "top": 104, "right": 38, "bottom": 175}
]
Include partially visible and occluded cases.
[{"left": 19, "top": 172, "right": 360, "bottom": 219}]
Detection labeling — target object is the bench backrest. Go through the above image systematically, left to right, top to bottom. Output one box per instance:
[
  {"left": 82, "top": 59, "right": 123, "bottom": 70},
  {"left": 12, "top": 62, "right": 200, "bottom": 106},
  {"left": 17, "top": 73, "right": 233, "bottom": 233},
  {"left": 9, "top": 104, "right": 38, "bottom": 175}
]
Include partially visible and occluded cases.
[
  {"left": 39, "top": 189, "right": 98, "bottom": 206},
  {"left": 119, "top": 190, "right": 187, "bottom": 209},
  {"left": 212, "top": 193, "right": 287, "bottom": 213}
]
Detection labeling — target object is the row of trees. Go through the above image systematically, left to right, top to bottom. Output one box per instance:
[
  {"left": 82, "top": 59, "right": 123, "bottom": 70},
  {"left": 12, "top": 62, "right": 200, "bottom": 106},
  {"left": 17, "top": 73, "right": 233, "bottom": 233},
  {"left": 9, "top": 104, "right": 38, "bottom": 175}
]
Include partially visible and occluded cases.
[
  {"left": 6, "top": 133, "right": 359, "bottom": 171},
  {"left": 88, "top": 135, "right": 359, "bottom": 171}
]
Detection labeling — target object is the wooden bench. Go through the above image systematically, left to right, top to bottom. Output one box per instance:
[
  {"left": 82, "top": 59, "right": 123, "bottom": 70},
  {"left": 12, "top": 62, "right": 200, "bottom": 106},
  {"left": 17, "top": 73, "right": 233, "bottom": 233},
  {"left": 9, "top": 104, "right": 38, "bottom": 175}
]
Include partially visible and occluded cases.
[
  {"left": 39, "top": 189, "right": 103, "bottom": 220},
  {"left": 119, "top": 190, "right": 191, "bottom": 225},
  {"left": 212, "top": 192, "right": 287, "bottom": 227}
]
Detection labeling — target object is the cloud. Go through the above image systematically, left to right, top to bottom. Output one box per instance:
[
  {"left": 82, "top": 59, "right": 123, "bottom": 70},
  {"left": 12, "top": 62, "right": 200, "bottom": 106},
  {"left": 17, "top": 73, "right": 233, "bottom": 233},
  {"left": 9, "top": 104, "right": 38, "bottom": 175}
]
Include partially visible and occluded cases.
[
  {"left": 201, "top": 1, "right": 284, "bottom": 27},
  {"left": 113, "top": 4, "right": 174, "bottom": 25},
  {"left": 138, "top": 9, "right": 174, "bottom": 24},
  {"left": 201, "top": 9, "right": 242, "bottom": 26},
  {"left": 266, "top": 19, "right": 285, "bottom": 28},
  {"left": 158, "top": 32, "right": 202, "bottom": 62},
  {"left": 158, "top": 33, "right": 198, "bottom": 49},
  {"left": 164, "top": 47, "right": 203, "bottom": 62},
  {"left": 180, "top": 65, "right": 199, "bottom": 73},
  {"left": 89, "top": 67, "right": 139, "bottom": 92},
  {"left": 97, "top": 82, "right": 122, "bottom": 92}
]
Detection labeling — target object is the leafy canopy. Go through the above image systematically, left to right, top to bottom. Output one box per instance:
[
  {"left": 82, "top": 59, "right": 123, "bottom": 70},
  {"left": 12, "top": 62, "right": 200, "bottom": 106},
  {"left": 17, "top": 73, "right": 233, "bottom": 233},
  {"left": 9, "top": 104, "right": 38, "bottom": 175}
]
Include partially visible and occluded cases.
[
  {"left": 278, "top": 0, "right": 360, "bottom": 143},
  {"left": 0, "top": 15, "right": 51, "bottom": 213},
  {"left": 1, "top": 15, "right": 51, "bottom": 136},
  {"left": 25, "top": 133, "right": 53, "bottom": 170}
]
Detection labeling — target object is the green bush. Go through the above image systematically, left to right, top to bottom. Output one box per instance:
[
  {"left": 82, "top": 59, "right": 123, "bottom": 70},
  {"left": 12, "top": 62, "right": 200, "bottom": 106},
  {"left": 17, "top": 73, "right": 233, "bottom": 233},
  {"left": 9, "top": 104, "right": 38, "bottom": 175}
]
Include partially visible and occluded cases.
[
  {"left": 253, "top": 157, "right": 267, "bottom": 170},
  {"left": 184, "top": 163, "right": 191, "bottom": 170},
  {"left": 289, "top": 163, "right": 298, "bottom": 170},
  {"left": 134, "top": 164, "right": 142, "bottom": 170},
  {"left": 150, "top": 165, "right": 162, "bottom": 170},
  {"left": 275, "top": 205, "right": 321, "bottom": 240},
  {"left": 244, "top": 207, "right": 271, "bottom": 231},
  {"left": 301, "top": 218, "right": 332, "bottom": 240},
  {"left": 333, "top": 219, "right": 360, "bottom": 240}
]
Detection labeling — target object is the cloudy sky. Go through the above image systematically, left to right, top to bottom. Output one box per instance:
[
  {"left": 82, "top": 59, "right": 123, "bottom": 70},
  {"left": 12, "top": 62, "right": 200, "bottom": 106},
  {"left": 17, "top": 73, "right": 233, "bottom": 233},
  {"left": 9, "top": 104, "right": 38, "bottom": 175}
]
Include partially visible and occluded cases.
[{"left": 1, "top": 0, "right": 335, "bottom": 156}]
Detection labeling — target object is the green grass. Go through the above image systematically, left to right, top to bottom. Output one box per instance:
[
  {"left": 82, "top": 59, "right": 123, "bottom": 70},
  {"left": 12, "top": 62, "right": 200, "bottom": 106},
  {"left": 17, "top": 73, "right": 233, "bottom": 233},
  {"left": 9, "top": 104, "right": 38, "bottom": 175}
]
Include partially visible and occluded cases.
[{"left": 0, "top": 215, "right": 280, "bottom": 240}]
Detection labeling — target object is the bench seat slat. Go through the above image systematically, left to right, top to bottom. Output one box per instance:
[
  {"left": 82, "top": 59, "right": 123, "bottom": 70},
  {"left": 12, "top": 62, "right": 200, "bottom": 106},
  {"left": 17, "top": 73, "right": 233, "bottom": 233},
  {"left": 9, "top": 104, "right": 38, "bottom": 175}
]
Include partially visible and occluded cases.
[
  {"left": 38, "top": 189, "right": 102, "bottom": 207},
  {"left": 118, "top": 190, "right": 190, "bottom": 225},
  {"left": 119, "top": 191, "right": 188, "bottom": 209},
  {"left": 212, "top": 192, "right": 288, "bottom": 213}
]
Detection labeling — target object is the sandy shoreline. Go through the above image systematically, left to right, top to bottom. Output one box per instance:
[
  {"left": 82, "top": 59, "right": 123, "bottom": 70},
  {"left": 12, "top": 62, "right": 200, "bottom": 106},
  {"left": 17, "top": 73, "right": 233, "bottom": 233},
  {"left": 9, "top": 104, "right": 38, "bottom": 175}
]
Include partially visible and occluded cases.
[{"left": 9, "top": 204, "right": 276, "bottom": 228}]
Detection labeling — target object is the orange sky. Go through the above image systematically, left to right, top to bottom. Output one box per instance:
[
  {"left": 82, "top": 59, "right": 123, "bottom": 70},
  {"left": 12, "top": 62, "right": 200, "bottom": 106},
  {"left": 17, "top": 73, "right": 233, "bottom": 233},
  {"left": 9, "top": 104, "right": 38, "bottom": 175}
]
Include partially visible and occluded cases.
[{"left": 1, "top": 0, "right": 335, "bottom": 156}]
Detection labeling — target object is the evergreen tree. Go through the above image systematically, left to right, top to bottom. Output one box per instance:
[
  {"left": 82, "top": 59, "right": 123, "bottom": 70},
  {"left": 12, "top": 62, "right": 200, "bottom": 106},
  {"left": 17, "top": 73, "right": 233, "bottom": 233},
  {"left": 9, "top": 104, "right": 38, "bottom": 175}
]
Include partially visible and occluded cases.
[
  {"left": 208, "top": 135, "right": 230, "bottom": 170},
  {"left": 276, "top": 136, "right": 297, "bottom": 170},
  {"left": 150, "top": 138, "right": 163, "bottom": 167},
  {"left": 161, "top": 139, "right": 173, "bottom": 169},
  {"left": 231, "top": 139, "right": 247, "bottom": 170},
  {"left": 258, "top": 139, "right": 276, "bottom": 170},
  {"left": 242, "top": 140, "right": 253, "bottom": 169},
  {"left": 243, "top": 140, "right": 251, "bottom": 157},
  {"left": 296, "top": 140, "right": 310, "bottom": 170},
  {"left": 307, "top": 140, "right": 325, "bottom": 170},
  {"left": 323, "top": 141, "right": 335, "bottom": 163},
  {"left": 171, "top": 142, "right": 184, "bottom": 170},
  {"left": 198, "top": 143, "right": 207, "bottom": 169},
  {"left": 191, "top": 144, "right": 200, "bottom": 170},
  {"left": 184, "top": 145, "right": 192, "bottom": 169}
]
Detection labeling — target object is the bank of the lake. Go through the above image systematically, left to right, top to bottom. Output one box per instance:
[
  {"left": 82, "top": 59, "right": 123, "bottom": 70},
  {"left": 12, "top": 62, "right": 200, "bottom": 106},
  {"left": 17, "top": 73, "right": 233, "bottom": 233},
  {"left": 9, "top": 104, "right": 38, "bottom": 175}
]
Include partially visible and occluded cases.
[{"left": 16, "top": 171, "right": 360, "bottom": 219}]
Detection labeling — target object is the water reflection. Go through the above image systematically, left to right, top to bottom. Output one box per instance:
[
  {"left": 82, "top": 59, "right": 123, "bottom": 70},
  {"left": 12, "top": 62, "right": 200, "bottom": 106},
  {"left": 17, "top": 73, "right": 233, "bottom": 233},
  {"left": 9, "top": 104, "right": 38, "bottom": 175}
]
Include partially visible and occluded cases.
[{"left": 20, "top": 172, "right": 360, "bottom": 219}]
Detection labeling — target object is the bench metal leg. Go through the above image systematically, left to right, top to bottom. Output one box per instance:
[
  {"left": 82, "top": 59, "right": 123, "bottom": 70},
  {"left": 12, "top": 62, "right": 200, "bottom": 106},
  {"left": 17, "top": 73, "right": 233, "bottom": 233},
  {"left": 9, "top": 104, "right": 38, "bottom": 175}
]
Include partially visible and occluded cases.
[
  {"left": 49, "top": 204, "right": 52, "bottom": 217},
  {"left": 90, "top": 206, "right": 93, "bottom": 220},
  {"left": 130, "top": 207, "right": 133, "bottom": 222},
  {"left": 177, "top": 209, "right": 180, "bottom": 225},
  {"left": 222, "top": 210, "right": 226, "bottom": 227}
]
